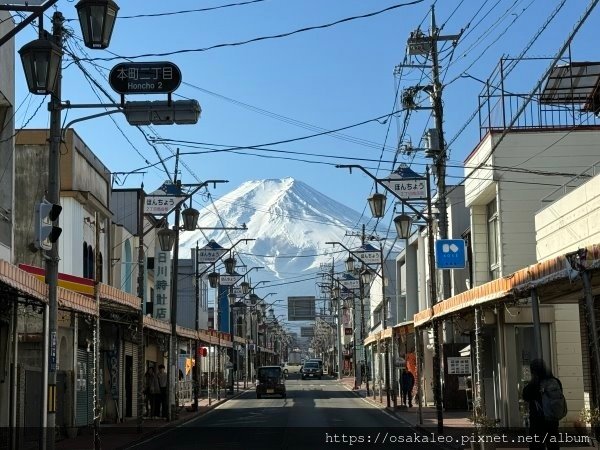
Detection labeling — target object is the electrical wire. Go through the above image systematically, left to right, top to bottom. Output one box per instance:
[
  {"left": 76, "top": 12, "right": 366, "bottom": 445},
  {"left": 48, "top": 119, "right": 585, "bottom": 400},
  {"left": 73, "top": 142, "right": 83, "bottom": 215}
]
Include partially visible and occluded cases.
[{"left": 79, "top": 1, "right": 426, "bottom": 62}]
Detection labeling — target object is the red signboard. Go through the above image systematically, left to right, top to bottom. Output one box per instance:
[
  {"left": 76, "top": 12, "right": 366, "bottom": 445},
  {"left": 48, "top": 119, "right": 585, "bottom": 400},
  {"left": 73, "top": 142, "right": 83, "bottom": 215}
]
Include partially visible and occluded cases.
[
  {"left": 19, "top": 264, "right": 95, "bottom": 296},
  {"left": 344, "top": 327, "right": 353, "bottom": 336}
]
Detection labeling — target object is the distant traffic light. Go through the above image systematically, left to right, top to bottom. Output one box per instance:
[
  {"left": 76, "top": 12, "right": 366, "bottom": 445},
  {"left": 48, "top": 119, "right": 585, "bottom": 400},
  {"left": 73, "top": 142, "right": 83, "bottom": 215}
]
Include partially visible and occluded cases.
[{"left": 35, "top": 198, "right": 62, "bottom": 251}]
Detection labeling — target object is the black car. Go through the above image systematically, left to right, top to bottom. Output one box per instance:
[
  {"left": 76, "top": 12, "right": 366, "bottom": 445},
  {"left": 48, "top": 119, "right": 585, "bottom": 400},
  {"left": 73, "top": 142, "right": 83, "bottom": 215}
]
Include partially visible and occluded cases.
[
  {"left": 301, "top": 361, "right": 322, "bottom": 380},
  {"left": 256, "top": 365, "right": 286, "bottom": 399}
]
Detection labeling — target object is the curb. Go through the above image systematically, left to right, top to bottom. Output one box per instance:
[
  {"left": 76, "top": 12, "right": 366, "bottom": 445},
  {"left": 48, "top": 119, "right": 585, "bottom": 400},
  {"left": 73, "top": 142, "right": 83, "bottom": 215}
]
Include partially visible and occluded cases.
[{"left": 115, "top": 389, "right": 251, "bottom": 450}]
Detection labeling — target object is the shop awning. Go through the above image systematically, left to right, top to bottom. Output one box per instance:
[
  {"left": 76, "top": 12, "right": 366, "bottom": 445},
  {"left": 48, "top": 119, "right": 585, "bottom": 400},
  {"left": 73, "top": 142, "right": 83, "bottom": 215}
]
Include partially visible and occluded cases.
[
  {"left": 413, "top": 242, "right": 600, "bottom": 327},
  {"left": 0, "top": 259, "right": 47, "bottom": 303},
  {"left": 2, "top": 260, "right": 97, "bottom": 316},
  {"left": 99, "top": 283, "right": 141, "bottom": 311},
  {"left": 364, "top": 327, "right": 393, "bottom": 346}
]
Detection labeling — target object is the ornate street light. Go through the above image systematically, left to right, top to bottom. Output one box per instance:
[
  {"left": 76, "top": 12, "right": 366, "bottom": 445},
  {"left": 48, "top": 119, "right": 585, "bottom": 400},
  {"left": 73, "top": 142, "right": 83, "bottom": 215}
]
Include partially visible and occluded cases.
[
  {"left": 76, "top": 0, "right": 119, "bottom": 49},
  {"left": 19, "top": 38, "right": 62, "bottom": 95},
  {"left": 368, "top": 192, "right": 387, "bottom": 218},
  {"left": 181, "top": 207, "right": 199, "bottom": 231},
  {"left": 394, "top": 214, "right": 413, "bottom": 239},
  {"left": 157, "top": 227, "right": 176, "bottom": 252},
  {"left": 345, "top": 255, "right": 355, "bottom": 273},
  {"left": 224, "top": 256, "right": 236, "bottom": 274},
  {"left": 360, "top": 268, "right": 374, "bottom": 285},
  {"left": 207, "top": 271, "right": 220, "bottom": 288},
  {"left": 240, "top": 281, "right": 250, "bottom": 295},
  {"left": 332, "top": 285, "right": 341, "bottom": 299},
  {"left": 228, "top": 291, "right": 237, "bottom": 305},
  {"left": 249, "top": 293, "right": 259, "bottom": 305}
]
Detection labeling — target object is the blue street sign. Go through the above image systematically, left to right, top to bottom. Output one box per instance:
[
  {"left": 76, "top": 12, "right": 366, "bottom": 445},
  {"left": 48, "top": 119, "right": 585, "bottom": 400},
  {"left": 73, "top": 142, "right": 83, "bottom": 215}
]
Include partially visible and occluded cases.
[{"left": 435, "top": 239, "right": 466, "bottom": 269}]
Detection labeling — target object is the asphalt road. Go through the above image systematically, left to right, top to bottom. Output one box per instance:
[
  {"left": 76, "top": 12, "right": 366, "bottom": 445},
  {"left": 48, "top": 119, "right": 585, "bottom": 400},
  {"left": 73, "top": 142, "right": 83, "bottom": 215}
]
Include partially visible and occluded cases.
[{"left": 126, "top": 375, "right": 442, "bottom": 450}]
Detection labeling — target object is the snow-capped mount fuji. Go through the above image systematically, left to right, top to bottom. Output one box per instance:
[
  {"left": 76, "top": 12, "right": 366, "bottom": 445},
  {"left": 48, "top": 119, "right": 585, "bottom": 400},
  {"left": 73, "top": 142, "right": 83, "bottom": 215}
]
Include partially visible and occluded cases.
[{"left": 178, "top": 178, "right": 365, "bottom": 278}]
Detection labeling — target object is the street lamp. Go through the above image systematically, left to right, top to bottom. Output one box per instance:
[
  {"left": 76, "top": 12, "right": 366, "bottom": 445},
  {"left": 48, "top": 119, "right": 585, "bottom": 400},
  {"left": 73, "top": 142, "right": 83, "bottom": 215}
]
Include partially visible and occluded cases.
[
  {"left": 75, "top": 0, "right": 119, "bottom": 49},
  {"left": 16, "top": 5, "right": 119, "bottom": 448},
  {"left": 18, "top": 38, "right": 62, "bottom": 95},
  {"left": 337, "top": 163, "right": 441, "bottom": 432},
  {"left": 368, "top": 192, "right": 387, "bottom": 218},
  {"left": 181, "top": 206, "right": 200, "bottom": 231},
  {"left": 394, "top": 214, "right": 413, "bottom": 239},
  {"left": 157, "top": 227, "right": 176, "bottom": 252},
  {"left": 345, "top": 255, "right": 355, "bottom": 273},
  {"left": 224, "top": 256, "right": 236, "bottom": 274},
  {"left": 360, "top": 268, "right": 374, "bottom": 285},
  {"left": 207, "top": 271, "right": 220, "bottom": 288},
  {"left": 240, "top": 281, "right": 250, "bottom": 295}
]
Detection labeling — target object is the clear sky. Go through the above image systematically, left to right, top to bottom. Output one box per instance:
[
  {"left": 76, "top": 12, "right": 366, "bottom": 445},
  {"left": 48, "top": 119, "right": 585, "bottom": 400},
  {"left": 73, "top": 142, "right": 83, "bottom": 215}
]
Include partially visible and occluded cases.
[{"left": 13, "top": 0, "right": 600, "bottom": 227}]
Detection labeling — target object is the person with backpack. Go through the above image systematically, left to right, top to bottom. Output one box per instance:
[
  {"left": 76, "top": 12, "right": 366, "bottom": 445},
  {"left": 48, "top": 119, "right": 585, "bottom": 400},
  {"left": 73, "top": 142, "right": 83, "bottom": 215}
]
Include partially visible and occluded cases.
[{"left": 522, "top": 359, "right": 567, "bottom": 450}]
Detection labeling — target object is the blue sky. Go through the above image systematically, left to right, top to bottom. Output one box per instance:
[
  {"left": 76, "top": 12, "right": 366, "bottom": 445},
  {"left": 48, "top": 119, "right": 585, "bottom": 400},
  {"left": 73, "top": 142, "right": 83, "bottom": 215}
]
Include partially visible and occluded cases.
[{"left": 13, "top": 0, "right": 600, "bottom": 222}]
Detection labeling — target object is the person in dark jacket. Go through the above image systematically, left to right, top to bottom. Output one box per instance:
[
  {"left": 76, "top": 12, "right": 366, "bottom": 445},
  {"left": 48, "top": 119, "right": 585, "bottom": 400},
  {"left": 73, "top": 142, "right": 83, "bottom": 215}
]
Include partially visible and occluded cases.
[
  {"left": 522, "top": 359, "right": 561, "bottom": 450},
  {"left": 401, "top": 368, "right": 415, "bottom": 407}
]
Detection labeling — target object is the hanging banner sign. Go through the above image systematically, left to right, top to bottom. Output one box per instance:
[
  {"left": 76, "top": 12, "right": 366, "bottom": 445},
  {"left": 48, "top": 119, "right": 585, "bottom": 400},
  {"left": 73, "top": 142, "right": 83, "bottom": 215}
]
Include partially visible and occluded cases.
[
  {"left": 381, "top": 177, "right": 427, "bottom": 200},
  {"left": 143, "top": 195, "right": 186, "bottom": 215},
  {"left": 153, "top": 243, "right": 171, "bottom": 321},
  {"left": 196, "top": 246, "right": 227, "bottom": 264},
  {"left": 354, "top": 250, "right": 380, "bottom": 265},
  {"left": 218, "top": 274, "right": 240, "bottom": 286},
  {"left": 340, "top": 279, "right": 359, "bottom": 290}
]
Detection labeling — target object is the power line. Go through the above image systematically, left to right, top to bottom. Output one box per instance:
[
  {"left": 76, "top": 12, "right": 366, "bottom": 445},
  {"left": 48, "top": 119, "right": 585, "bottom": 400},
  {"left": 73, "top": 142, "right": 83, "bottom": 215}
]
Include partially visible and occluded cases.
[
  {"left": 119, "top": 0, "right": 269, "bottom": 19},
  {"left": 79, "top": 1, "right": 425, "bottom": 62}
]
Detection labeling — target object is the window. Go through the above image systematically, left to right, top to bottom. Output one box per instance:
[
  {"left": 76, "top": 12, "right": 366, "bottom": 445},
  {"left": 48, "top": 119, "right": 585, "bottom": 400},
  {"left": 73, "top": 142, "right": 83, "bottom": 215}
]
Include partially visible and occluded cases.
[
  {"left": 487, "top": 199, "right": 500, "bottom": 280},
  {"left": 124, "top": 240, "right": 132, "bottom": 293},
  {"left": 83, "top": 243, "right": 88, "bottom": 278}
]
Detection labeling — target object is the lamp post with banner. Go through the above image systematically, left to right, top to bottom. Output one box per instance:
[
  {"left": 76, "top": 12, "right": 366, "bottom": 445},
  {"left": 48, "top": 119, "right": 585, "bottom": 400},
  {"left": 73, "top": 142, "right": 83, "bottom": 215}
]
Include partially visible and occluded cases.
[{"left": 337, "top": 163, "right": 441, "bottom": 433}]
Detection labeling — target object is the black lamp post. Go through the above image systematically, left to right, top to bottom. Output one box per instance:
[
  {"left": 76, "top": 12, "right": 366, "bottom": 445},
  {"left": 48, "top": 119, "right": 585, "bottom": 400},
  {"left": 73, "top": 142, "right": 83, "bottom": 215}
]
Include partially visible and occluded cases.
[
  {"left": 75, "top": 0, "right": 119, "bottom": 49},
  {"left": 17, "top": 5, "right": 118, "bottom": 448},
  {"left": 18, "top": 39, "right": 62, "bottom": 95},
  {"left": 368, "top": 192, "right": 387, "bottom": 218},
  {"left": 156, "top": 198, "right": 199, "bottom": 421},
  {"left": 394, "top": 214, "right": 413, "bottom": 239},
  {"left": 345, "top": 255, "right": 355, "bottom": 273},
  {"left": 224, "top": 256, "right": 236, "bottom": 274},
  {"left": 207, "top": 271, "right": 220, "bottom": 289},
  {"left": 240, "top": 281, "right": 250, "bottom": 295}
]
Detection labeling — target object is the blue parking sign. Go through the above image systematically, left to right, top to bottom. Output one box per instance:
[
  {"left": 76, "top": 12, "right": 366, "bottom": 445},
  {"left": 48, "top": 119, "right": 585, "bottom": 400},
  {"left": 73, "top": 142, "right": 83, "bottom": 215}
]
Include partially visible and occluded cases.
[{"left": 435, "top": 239, "right": 466, "bottom": 269}]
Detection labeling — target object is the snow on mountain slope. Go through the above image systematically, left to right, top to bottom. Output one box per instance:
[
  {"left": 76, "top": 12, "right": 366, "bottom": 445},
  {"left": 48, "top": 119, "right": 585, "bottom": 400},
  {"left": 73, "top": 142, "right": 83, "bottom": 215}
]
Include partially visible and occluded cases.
[{"left": 178, "top": 178, "right": 366, "bottom": 278}]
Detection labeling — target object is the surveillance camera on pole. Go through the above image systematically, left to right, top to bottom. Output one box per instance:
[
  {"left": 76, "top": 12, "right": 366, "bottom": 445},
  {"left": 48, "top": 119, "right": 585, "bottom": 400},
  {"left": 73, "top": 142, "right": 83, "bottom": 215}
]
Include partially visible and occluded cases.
[{"left": 35, "top": 198, "right": 62, "bottom": 251}]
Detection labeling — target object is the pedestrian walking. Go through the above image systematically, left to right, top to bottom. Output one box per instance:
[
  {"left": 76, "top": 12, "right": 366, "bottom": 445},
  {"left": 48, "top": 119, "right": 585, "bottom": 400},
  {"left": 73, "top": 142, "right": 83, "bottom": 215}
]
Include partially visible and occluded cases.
[
  {"left": 522, "top": 359, "right": 567, "bottom": 450},
  {"left": 157, "top": 364, "right": 168, "bottom": 419},
  {"left": 143, "top": 366, "right": 160, "bottom": 418},
  {"left": 400, "top": 368, "right": 415, "bottom": 407}
]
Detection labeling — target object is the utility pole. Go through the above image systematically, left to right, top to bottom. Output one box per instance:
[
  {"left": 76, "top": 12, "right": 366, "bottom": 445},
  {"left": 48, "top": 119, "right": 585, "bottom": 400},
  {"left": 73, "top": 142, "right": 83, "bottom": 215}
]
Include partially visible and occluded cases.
[
  {"left": 400, "top": 6, "right": 461, "bottom": 432},
  {"left": 44, "top": 12, "right": 64, "bottom": 450},
  {"left": 136, "top": 187, "right": 145, "bottom": 432},
  {"left": 346, "top": 224, "right": 390, "bottom": 406}
]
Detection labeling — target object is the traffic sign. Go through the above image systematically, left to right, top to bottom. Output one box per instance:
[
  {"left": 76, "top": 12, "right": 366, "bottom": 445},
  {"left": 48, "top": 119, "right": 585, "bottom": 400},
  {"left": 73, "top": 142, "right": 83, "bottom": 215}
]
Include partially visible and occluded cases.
[
  {"left": 109, "top": 62, "right": 182, "bottom": 95},
  {"left": 435, "top": 239, "right": 466, "bottom": 269}
]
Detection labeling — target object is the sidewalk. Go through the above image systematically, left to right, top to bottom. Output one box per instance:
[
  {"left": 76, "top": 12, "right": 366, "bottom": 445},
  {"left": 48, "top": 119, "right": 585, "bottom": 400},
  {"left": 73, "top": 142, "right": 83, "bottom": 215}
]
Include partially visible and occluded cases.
[
  {"left": 340, "top": 377, "right": 473, "bottom": 448},
  {"left": 56, "top": 383, "right": 250, "bottom": 450}
]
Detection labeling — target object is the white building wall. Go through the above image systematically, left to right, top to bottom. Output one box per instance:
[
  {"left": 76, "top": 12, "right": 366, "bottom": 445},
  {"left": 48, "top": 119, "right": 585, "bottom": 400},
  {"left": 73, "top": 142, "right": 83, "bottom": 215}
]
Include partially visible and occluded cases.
[
  {"left": 536, "top": 173, "right": 600, "bottom": 261},
  {"left": 58, "top": 197, "right": 107, "bottom": 280},
  {"left": 470, "top": 205, "right": 490, "bottom": 286},
  {"left": 552, "top": 304, "right": 585, "bottom": 425}
]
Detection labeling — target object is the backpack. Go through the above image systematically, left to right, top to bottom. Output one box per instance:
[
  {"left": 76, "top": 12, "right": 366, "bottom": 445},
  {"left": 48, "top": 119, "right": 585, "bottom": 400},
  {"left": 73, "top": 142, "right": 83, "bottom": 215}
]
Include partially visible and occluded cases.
[{"left": 538, "top": 377, "right": 567, "bottom": 421}]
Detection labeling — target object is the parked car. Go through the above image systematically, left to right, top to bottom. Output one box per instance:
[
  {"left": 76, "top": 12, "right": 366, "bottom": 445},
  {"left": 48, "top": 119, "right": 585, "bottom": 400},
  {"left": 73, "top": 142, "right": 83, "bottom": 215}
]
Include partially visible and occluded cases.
[
  {"left": 301, "top": 361, "right": 322, "bottom": 380},
  {"left": 256, "top": 365, "right": 286, "bottom": 399}
]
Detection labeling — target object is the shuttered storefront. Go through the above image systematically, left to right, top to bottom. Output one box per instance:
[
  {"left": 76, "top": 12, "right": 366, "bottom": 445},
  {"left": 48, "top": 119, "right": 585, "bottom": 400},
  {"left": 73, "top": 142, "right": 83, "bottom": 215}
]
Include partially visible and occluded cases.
[
  {"left": 124, "top": 341, "right": 138, "bottom": 418},
  {"left": 75, "top": 348, "right": 93, "bottom": 426}
]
